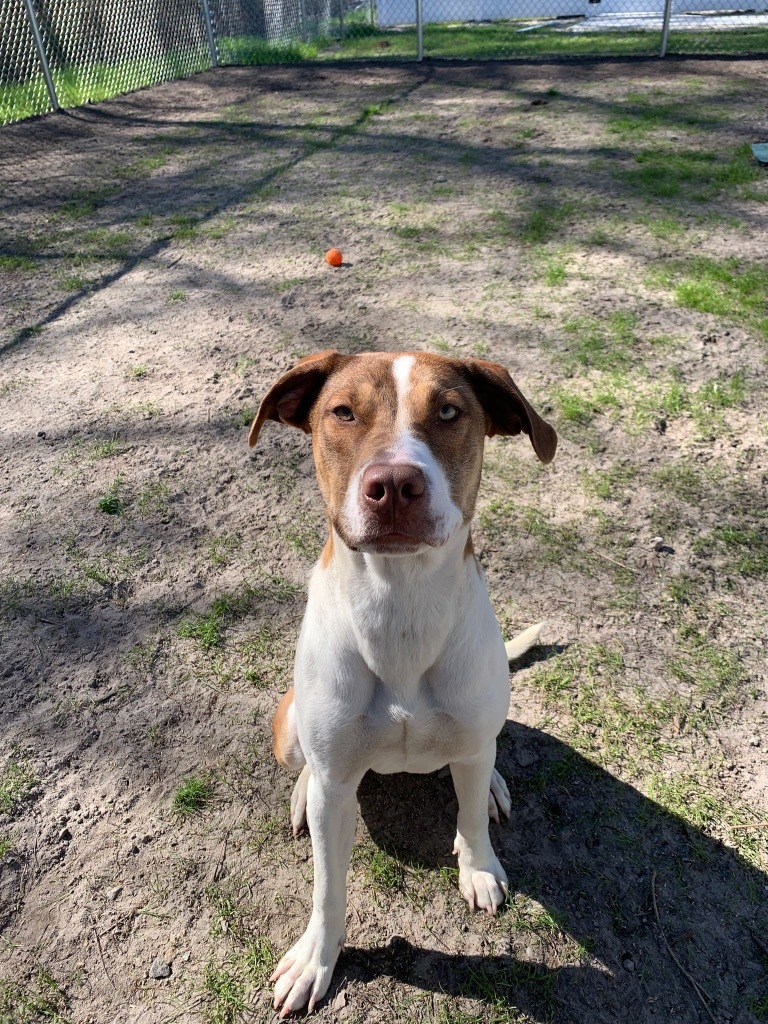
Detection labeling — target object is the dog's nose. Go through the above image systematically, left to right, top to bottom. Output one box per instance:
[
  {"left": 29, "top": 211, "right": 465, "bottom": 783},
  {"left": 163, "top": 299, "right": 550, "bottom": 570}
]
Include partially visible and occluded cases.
[{"left": 361, "top": 463, "right": 426, "bottom": 511}]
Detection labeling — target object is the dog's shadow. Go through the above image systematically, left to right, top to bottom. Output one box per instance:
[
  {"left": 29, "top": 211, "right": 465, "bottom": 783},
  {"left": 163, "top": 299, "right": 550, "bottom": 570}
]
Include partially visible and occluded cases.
[{"left": 350, "top": 708, "right": 768, "bottom": 1023}]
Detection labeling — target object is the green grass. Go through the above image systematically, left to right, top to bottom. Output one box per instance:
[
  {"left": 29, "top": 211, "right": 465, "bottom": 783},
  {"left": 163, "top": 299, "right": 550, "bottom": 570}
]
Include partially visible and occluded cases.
[
  {"left": 621, "top": 144, "right": 761, "bottom": 202},
  {"left": 520, "top": 202, "right": 574, "bottom": 245},
  {"left": 0, "top": 254, "right": 36, "bottom": 271},
  {"left": 652, "top": 258, "right": 768, "bottom": 339},
  {"left": 562, "top": 311, "right": 638, "bottom": 372},
  {"left": 90, "top": 436, "right": 120, "bottom": 460},
  {"left": 582, "top": 462, "right": 636, "bottom": 500},
  {"left": 97, "top": 475, "right": 126, "bottom": 516},
  {"left": 693, "top": 524, "right": 768, "bottom": 579},
  {"left": 208, "top": 533, "right": 242, "bottom": 566},
  {"left": 178, "top": 576, "right": 300, "bottom": 651},
  {"left": 530, "top": 644, "right": 681, "bottom": 774},
  {"left": 0, "top": 757, "right": 35, "bottom": 814},
  {"left": 647, "top": 769, "right": 767, "bottom": 868},
  {"left": 172, "top": 775, "right": 213, "bottom": 816},
  {"left": 353, "top": 844, "right": 407, "bottom": 893},
  {"left": 0, "top": 970, "right": 67, "bottom": 1024}
]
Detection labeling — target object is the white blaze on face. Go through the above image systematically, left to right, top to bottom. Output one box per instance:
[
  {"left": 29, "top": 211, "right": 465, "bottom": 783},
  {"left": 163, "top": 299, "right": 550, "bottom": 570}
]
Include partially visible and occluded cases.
[
  {"left": 340, "top": 354, "right": 463, "bottom": 548},
  {"left": 392, "top": 354, "right": 416, "bottom": 432},
  {"left": 389, "top": 355, "right": 463, "bottom": 544}
]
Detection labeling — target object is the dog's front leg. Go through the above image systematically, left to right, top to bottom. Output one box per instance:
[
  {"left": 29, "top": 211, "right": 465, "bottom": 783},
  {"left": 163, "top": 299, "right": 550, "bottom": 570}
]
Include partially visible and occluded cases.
[
  {"left": 450, "top": 745, "right": 509, "bottom": 915},
  {"left": 271, "top": 771, "right": 358, "bottom": 1017}
]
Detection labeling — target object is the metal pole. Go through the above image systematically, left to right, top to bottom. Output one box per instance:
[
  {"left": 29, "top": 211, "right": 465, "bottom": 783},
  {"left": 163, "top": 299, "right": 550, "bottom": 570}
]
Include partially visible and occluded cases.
[
  {"left": 22, "top": 0, "right": 58, "bottom": 112},
  {"left": 200, "top": 0, "right": 219, "bottom": 66},
  {"left": 299, "top": 0, "right": 308, "bottom": 43},
  {"left": 338, "top": 0, "right": 345, "bottom": 40},
  {"left": 416, "top": 0, "right": 423, "bottom": 60},
  {"left": 659, "top": 0, "right": 673, "bottom": 57}
]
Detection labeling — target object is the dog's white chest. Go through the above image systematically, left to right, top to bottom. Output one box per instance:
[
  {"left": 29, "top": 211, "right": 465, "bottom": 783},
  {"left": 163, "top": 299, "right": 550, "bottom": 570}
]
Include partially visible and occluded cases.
[{"left": 361, "top": 677, "right": 479, "bottom": 774}]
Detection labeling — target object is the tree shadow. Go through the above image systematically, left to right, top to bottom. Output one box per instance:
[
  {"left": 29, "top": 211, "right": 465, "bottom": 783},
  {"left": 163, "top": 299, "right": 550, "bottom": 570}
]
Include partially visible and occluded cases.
[{"left": 353, "top": 718, "right": 768, "bottom": 1023}]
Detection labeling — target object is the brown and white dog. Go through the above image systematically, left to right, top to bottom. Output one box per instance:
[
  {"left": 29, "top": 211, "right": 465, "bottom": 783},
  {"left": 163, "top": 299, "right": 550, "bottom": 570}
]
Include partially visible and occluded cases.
[{"left": 248, "top": 350, "right": 557, "bottom": 1016}]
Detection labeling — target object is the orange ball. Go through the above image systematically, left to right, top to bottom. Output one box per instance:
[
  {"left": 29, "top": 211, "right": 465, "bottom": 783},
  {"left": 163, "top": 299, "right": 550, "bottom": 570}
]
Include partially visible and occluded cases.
[{"left": 325, "top": 248, "right": 343, "bottom": 267}]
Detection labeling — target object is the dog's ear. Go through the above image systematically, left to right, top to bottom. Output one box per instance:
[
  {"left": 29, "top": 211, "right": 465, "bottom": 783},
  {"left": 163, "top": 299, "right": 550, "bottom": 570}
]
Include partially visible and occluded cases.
[
  {"left": 248, "top": 350, "right": 350, "bottom": 447},
  {"left": 462, "top": 359, "right": 558, "bottom": 464}
]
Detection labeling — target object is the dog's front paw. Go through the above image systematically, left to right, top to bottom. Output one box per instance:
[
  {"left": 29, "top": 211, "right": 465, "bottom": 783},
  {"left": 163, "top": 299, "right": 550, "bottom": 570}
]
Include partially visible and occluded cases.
[
  {"left": 454, "top": 836, "right": 508, "bottom": 916},
  {"left": 270, "top": 918, "right": 344, "bottom": 1017}
]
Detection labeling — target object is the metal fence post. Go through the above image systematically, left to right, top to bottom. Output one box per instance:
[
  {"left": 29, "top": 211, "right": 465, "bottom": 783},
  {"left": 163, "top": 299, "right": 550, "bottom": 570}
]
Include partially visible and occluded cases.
[
  {"left": 22, "top": 0, "right": 58, "bottom": 111},
  {"left": 200, "top": 0, "right": 219, "bottom": 66},
  {"left": 338, "top": 0, "right": 345, "bottom": 40},
  {"left": 416, "top": 0, "right": 424, "bottom": 60},
  {"left": 659, "top": 0, "right": 673, "bottom": 57}
]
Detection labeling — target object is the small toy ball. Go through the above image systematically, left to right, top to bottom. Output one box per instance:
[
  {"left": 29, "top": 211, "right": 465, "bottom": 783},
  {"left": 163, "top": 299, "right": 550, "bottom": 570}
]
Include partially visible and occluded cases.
[{"left": 325, "top": 248, "right": 343, "bottom": 267}]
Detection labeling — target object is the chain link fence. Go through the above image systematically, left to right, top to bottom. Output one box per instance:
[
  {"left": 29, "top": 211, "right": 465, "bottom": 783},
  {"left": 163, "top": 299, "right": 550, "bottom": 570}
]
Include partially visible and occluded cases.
[{"left": 2, "top": 0, "right": 767, "bottom": 125}]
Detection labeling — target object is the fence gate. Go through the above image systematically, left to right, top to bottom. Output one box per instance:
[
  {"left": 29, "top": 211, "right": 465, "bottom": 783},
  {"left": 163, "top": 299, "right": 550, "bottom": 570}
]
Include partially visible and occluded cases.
[{"left": 2, "top": 0, "right": 767, "bottom": 125}]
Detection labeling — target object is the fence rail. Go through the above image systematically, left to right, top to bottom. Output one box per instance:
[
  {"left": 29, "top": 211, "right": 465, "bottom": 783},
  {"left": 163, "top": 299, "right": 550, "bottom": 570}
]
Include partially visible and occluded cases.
[{"left": 2, "top": 0, "right": 767, "bottom": 125}]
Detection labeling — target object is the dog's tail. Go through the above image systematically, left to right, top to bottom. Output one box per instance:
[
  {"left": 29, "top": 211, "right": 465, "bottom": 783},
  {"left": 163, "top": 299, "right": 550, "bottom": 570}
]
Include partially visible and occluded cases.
[{"left": 505, "top": 623, "right": 543, "bottom": 664}]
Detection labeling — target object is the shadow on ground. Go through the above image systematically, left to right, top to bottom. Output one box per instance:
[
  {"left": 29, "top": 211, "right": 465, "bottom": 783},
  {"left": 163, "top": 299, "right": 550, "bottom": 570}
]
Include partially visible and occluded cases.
[{"left": 356, "top": 720, "right": 768, "bottom": 1023}]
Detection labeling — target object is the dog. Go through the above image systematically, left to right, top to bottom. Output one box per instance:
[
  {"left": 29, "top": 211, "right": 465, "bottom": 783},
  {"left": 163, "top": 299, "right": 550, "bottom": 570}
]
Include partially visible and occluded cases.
[{"left": 248, "top": 350, "right": 557, "bottom": 1016}]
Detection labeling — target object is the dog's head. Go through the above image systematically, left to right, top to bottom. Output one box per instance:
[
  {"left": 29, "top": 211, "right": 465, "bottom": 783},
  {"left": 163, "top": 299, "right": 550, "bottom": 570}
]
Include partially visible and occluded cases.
[{"left": 249, "top": 351, "right": 556, "bottom": 555}]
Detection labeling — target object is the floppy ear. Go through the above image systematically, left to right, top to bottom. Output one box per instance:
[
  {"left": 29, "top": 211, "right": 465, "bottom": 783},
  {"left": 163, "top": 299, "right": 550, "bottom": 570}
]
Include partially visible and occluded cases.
[
  {"left": 248, "top": 350, "right": 350, "bottom": 447},
  {"left": 462, "top": 359, "right": 558, "bottom": 464}
]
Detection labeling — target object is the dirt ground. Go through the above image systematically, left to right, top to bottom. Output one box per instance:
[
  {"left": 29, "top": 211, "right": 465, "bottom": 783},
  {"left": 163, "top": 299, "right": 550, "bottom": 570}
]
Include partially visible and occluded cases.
[{"left": 1, "top": 57, "right": 767, "bottom": 1024}]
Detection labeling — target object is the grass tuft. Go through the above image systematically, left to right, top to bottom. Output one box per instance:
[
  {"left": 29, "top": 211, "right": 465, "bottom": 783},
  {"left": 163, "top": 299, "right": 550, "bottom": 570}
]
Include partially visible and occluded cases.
[{"left": 172, "top": 775, "right": 213, "bottom": 816}]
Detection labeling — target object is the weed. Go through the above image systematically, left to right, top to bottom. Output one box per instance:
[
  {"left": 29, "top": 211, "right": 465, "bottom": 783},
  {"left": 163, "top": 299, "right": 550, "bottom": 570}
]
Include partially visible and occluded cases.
[
  {"left": 622, "top": 145, "right": 759, "bottom": 202},
  {"left": 520, "top": 202, "right": 574, "bottom": 244},
  {"left": 169, "top": 214, "right": 198, "bottom": 239},
  {"left": 0, "top": 254, "right": 36, "bottom": 271},
  {"left": 544, "top": 256, "right": 566, "bottom": 286},
  {"left": 651, "top": 258, "right": 768, "bottom": 339},
  {"left": 62, "top": 273, "right": 87, "bottom": 292},
  {"left": 169, "top": 289, "right": 187, "bottom": 302},
  {"left": 562, "top": 311, "right": 637, "bottom": 372},
  {"left": 234, "top": 356, "right": 255, "bottom": 378},
  {"left": 130, "top": 364, "right": 149, "bottom": 379},
  {"left": 90, "top": 436, "right": 120, "bottom": 460},
  {"left": 582, "top": 462, "right": 636, "bottom": 500},
  {"left": 649, "top": 463, "right": 713, "bottom": 504},
  {"left": 98, "top": 475, "right": 125, "bottom": 516},
  {"left": 137, "top": 480, "right": 171, "bottom": 519},
  {"left": 285, "top": 513, "right": 322, "bottom": 561},
  {"left": 208, "top": 533, "right": 241, "bottom": 566},
  {"left": 178, "top": 576, "right": 300, "bottom": 651},
  {"left": 178, "top": 613, "right": 223, "bottom": 650},
  {"left": 240, "top": 625, "right": 292, "bottom": 687},
  {"left": 668, "top": 628, "right": 747, "bottom": 711},
  {"left": 531, "top": 645, "right": 680, "bottom": 774},
  {"left": 0, "top": 757, "right": 35, "bottom": 814},
  {"left": 647, "top": 770, "right": 766, "bottom": 868},
  {"left": 172, "top": 775, "right": 213, "bottom": 816},
  {"left": 0, "top": 834, "right": 12, "bottom": 857},
  {"left": 353, "top": 844, "right": 406, "bottom": 893},
  {"left": 203, "top": 964, "right": 248, "bottom": 1024},
  {"left": 0, "top": 969, "right": 67, "bottom": 1024}
]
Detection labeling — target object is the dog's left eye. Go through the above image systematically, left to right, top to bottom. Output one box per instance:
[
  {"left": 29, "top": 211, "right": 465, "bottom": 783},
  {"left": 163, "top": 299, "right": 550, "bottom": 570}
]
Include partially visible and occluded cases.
[
  {"left": 438, "top": 404, "right": 460, "bottom": 422},
  {"left": 333, "top": 405, "right": 355, "bottom": 422}
]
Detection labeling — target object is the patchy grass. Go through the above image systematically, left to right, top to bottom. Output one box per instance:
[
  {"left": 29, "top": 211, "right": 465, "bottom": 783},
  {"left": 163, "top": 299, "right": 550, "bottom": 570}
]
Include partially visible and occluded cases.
[
  {"left": 650, "top": 258, "right": 768, "bottom": 339},
  {"left": 97, "top": 475, "right": 126, "bottom": 516},
  {"left": 178, "top": 576, "right": 300, "bottom": 651},
  {"left": 0, "top": 757, "right": 36, "bottom": 814},
  {"left": 172, "top": 775, "right": 213, "bottom": 816},
  {"left": 0, "top": 969, "right": 68, "bottom": 1024}
]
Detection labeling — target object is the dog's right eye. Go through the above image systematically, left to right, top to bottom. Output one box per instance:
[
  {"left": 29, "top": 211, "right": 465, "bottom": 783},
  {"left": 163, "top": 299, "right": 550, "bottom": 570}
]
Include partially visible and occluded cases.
[{"left": 332, "top": 405, "right": 355, "bottom": 422}]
